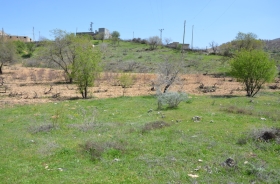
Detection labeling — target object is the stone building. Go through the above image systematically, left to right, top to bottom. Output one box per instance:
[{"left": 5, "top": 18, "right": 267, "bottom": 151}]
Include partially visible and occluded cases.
[
  {"left": 76, "top": 28, "right": 110, "bottom": 39},
  {"left": 0, "top": 30, "right": 32, "bottom": 42}
]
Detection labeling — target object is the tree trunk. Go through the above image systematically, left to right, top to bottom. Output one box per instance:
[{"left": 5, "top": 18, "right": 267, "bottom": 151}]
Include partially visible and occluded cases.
[
  {"left": 0, "top": 63, "right": 3, "bottom": 75},
  {"left": 84, "top": 86, "right": 87, "bottom": 99}
]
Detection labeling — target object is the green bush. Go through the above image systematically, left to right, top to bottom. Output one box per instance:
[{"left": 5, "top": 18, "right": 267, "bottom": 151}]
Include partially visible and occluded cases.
[{"left": 157, "top": 92, "right": 188, "bottom": 109}]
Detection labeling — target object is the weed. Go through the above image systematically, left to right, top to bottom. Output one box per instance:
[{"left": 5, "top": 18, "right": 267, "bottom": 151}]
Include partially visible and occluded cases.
[
  {"left": 142, "top": 121, "right": 170, "bottom": 133},
  {"left": 29, "top": 124, "right": 55, "bottom": 133},
  {"left": 81, "top": 140, "right": 126, "bottom": 161}
]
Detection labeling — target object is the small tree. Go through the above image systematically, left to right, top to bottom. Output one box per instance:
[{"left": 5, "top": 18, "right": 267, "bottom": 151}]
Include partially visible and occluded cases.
[
  {"left": 38, "top": 29, "right": 92, "bottom": 83},
  {"left": 111, "top": 31, "right": 120, "bottom": 46},
  {"left": 148, "top": 36, "right": 161, "bottom": 50},
  {"left": 164, "top": 38, "right": 172, "bottom": 45},
  {"left": 0, "top": 40, "right": 17, "bottom": 74},
  {"left": 209, "top": 41, "right": 219, "bottom": 54},
  {"left": 73, "top": 46, "right": 102, "bottom": 99},
  {"left": 230, "top": 49, "right": 277, "bottom": 97},
  {"left": 155, "top": 56, "right": 183, "bottom": 93},
  {"left": 118, "top": 73, "right": 135, "bottom": 96}
]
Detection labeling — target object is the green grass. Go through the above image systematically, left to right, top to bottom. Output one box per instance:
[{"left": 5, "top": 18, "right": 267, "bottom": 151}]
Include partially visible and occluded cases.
[{"left": 1, "top": 93, "right": 280, "bottom": 183}]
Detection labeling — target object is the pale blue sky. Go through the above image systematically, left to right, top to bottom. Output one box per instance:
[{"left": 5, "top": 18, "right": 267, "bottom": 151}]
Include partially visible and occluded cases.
[{"left": 1, "top": 0, "right": 279, "bottom": 48}]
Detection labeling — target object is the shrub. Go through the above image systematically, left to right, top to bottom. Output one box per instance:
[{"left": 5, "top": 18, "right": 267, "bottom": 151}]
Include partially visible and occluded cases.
[
  {"left": 230, "top": 49, "right": 277, "bottom": 97},
  {"left": 118, "top": 73, "right": 135, "bottom": 88},
  {"left": 157, "top": 92, "right": 188, "bottom": 109},
  {"left": 142, "top": 121, "right": 170, "bottom": 133}
]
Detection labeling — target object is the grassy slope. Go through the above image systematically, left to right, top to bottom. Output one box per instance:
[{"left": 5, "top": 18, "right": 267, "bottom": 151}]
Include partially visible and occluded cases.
[
  {"left": 94, "top": 40, "right": 228, "bottom": 74},
  {"left": 1, "top": 92, "right": 280, "bottom": 183}
]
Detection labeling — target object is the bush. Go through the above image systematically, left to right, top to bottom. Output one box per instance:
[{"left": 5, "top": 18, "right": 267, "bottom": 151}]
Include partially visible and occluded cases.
[{"left": 157, "top": 92, "right": 188, "bottom": 109}]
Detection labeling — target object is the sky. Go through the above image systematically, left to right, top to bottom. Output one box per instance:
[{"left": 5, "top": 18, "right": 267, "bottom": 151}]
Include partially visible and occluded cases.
[{"left": 1, "top": 0, "right": 279, "bottom": 48}]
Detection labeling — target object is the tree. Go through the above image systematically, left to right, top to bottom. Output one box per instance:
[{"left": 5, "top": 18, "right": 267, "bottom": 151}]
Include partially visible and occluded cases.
[
  {"left": 38, "top": 29, "right": 91, "bottom": 83},
  {"left": 111, "top": 31, "right": 120, "bottom": 45},
  {"left": 111, "top": 31, "right": 120, "bottom": 39},
  {"left": 219, "top": 32, "right": 264, "bottom": 57},
  {"left": 232, "top": 32, "right": 264, "bottom": 51},
  {"left": 148, "top": 36, "right": 161, "bottom": 50},
  {"left": 164, "top": 38, "right": 172, "bottom": 45},
  {"left": 0, "top": 40, "right": 17, "bottom": 74},
  {"left": 209, "top": 41, "right": 219, "bottom": 54},
  {"left": 73, "top": 45, "right": 102, "bottom": 99},
  {"left": 230, "top": 49, "right": 277, "bottom": 97},
  {"left": 155, "top": 56, "right": 184, "bottom": 93}
]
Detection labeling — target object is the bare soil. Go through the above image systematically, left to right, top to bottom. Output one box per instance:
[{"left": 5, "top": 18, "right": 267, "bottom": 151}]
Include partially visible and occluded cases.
[{"left": 0, "top": 64, "right": 279, "bottom": 108}]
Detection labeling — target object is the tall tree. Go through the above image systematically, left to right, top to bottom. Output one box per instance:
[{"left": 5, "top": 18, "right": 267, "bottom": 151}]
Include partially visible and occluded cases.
[
  {"left": 38, "top": 29, "right": 91, "bottom": 83},
  {"left": 232, "top": 32, "right": 264, "bottom": 51},
  {"left": 0, "top": 40, "right": 17, "bottom": 74},
  {"left": 230, "top": 49, "right": 277, "bottom": 97}
]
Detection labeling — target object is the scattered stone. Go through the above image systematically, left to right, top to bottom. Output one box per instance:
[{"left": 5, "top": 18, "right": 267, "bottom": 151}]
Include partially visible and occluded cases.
[
  {"left": 147, "top": 109, "right": 153, "bottom": 113},
  {"left": 192, "top": 116, "right": 201, "bottom": 122},
  {"left": 260, "top": 117, "right": 266, "bottom": 121},
  {"left": 113, "top": 158, "right": 120, "bottom": 162},
  {"left": 224, "top": 158, "right": 235, "bottom": 167},
  {"left": 198, "top": 159, "right": 203, "bottom": 162},
  {"left": 58, "top": 168, "right": 63, "bottom": 171},
  {"left": 188, "top": 174, "right": 199, "bottom": 178}
]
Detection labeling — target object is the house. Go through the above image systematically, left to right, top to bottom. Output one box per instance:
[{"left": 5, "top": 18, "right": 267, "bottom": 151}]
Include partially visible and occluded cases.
[
  {"left": 76, "top": 28, "right": 110, "bottom": 39},
  {"left": 0, "top": 30, "right": 32, "bottom": 42},
  {"left": 166, "top": 42, "right": 190, "bottom": 50}
]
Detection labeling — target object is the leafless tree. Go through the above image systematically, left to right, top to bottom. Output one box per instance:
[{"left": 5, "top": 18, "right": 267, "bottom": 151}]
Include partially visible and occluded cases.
[
  {"left": 148, "top": 36, "right": 162, "bottom": 50},
  {"left": 164, "top": 38, "right": 172, "bottom": 45},
  {"left": 209, "top": 41, "right": 219, "bottom": 54},
  {"left": 155, "top": 56, "right": 184, "bottom": 93}
]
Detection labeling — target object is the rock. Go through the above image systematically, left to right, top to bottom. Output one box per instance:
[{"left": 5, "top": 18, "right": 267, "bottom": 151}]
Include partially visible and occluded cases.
[{"left": 192, "top": 116, "right": 201, "bottom": 122}]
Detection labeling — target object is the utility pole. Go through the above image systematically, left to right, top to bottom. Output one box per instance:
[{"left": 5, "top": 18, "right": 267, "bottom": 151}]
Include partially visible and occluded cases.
[
  {"left": 182, "top": 20, "right": 186, "bottom": 57},
  {"left": 89, "top": 22, "right": 93, "bottom": 32},
  {"left": 191, "top": 25, "right": 194, "bottom": 50},
  {"left": 33, "top": 27, "right": 35, "bottom": 42},
  {"left": 1, "top": 28, "right": 4, "bottom": 42},
  {"left": 159, "top": 28, "right": 164, "bottom": 43},
  {"left": 133, "top": 31, "right": 134, "bottom": 39}
]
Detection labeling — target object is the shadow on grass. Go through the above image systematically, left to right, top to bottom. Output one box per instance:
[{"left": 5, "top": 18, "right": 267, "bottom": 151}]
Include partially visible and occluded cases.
[{"left": 210, "top": 95, "right": 241, "bottom": 98}]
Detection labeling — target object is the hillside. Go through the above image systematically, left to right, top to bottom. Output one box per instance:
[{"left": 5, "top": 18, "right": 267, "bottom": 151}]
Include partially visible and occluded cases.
[{"left": 264, "top": 38, "right": 280, "bottom": 52}]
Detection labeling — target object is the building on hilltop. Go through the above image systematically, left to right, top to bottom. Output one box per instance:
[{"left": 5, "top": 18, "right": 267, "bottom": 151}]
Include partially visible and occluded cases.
[
  {"left": 76, "top": 28, "right": 110, "bottom": 39},
  {"left": 1, "top": 30, "right": 32, "bottom": 42},
  {"left": 166, "top": 42, "right": 190, "bottom": 50}
]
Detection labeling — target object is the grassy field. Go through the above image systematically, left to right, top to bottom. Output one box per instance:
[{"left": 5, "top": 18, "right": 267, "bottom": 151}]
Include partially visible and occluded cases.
[{"left": 1, "top": 92, "right": 280, "bottom": 183}]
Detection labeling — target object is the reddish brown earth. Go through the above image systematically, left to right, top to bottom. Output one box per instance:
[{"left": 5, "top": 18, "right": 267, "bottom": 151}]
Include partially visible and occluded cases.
[{"left": 0, "top": 64, "right": 279, "bottom": 108}]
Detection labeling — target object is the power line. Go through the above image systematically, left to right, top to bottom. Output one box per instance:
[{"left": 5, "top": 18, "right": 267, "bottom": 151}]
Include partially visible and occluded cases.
[
  {"left": 187, "top": 0, "right": 212, "bottom": 22},
  {"left": 203, "top": 0, "right": 236, "bottom": 30}
]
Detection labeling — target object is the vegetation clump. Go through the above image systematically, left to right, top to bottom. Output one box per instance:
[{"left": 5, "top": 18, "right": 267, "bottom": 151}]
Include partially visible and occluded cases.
[{"left": 142, "top": 121, "right": 170, "bottom": 133}]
